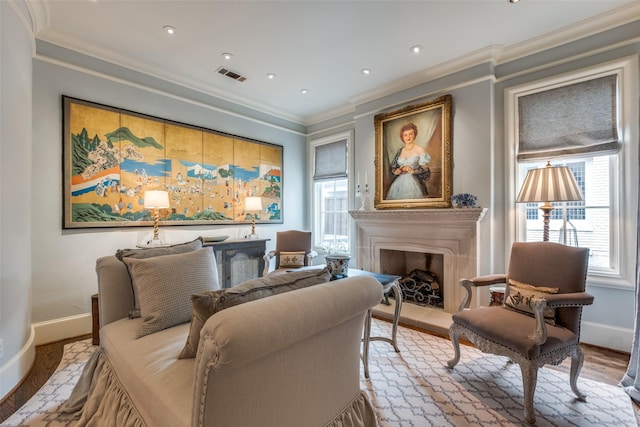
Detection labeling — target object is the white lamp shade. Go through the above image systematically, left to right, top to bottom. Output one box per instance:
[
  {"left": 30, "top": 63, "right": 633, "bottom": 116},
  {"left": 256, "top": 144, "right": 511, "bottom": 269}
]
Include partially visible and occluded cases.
[
  {"left": 516, "top": 163, "right": 583, "bottom": 203},
  {"left": 144, "top": 190, "right": 170, "bottom": 209},
  {"left": 244, "top": 196, "right": 262, "bottom": 211}
]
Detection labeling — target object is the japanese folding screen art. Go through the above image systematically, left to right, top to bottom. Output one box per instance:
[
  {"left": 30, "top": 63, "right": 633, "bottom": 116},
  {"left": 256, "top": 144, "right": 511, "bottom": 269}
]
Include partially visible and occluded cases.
[{"left": 63, "top": 96, "right": 283, "bottom": 228}]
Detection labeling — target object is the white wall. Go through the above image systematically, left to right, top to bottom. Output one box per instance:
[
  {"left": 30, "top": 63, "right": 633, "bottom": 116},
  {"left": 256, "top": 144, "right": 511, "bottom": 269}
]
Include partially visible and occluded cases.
[{"left": 0, "top": 0, "right": 35, "bottom": 397}]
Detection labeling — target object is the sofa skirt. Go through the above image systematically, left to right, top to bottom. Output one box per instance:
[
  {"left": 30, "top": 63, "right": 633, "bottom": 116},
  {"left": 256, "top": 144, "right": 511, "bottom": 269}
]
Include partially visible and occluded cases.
[
  {"left": 63, "top": 348, "right": 377, "bottom": 427},
  {"left": 63, "top": 349, "right": 145, "bottom": 427}
]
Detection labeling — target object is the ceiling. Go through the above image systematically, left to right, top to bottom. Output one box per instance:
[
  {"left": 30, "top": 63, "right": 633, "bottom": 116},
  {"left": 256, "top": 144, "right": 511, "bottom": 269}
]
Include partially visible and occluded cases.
[{"left": 32, "top": 0, "right": 639, "bottom": 125}]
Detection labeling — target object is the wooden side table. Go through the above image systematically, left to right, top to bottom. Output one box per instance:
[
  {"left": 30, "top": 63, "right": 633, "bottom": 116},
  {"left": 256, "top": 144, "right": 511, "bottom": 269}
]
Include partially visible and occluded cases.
[{"left": 91, "top": 293, "right": 100, "bottom": 345}]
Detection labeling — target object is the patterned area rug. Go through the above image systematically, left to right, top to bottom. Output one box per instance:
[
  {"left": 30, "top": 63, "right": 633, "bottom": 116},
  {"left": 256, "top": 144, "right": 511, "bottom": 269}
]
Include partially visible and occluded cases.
[{"left": 2, "top": 320, "right": 637, "bottom": 426}]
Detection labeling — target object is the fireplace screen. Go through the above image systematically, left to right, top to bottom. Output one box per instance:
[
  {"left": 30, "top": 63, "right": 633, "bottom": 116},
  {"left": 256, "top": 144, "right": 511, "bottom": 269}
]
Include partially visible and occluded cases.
[{"left": 398, "top": 269, "right": 443, "bottom": 308}]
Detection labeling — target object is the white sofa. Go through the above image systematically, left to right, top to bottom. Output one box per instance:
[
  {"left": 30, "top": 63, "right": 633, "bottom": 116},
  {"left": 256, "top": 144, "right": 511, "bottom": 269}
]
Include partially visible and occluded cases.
[{"left": 66, "top": 246, "right": 381, "bottom": 427}]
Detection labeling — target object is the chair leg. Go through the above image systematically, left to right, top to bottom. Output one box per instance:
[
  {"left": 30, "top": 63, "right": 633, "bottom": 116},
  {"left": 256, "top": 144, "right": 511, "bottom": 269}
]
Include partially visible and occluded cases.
[
  {"left": 447, "top": 325, "right": 461, "bottom": 368},
  {"left": 570, "top": 347, "right": 587, "bottom": 401},
  {"left": 519, "top": 364, "right": 538, "bottom": 425}
]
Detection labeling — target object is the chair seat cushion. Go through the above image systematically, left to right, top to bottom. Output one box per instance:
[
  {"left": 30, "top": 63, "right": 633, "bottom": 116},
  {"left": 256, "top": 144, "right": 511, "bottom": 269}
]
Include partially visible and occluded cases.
[{"left": 452, "top": 306, "right": 578, "bottom": 359}]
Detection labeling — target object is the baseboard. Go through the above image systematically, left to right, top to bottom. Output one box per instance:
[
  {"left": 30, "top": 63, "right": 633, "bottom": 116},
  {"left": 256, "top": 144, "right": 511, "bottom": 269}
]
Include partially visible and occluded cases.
[
  {"left": 32, "top": 313, "right": 92, "bottom": 346},
  {"left": 0, "top": 314, "right": 92, "bottom": 401},
  {"left": 581, "top": 320, "right": 633, "bottom": 353},
  {"left": 0, "top": 327, "right": 36, "bottom": 399}
]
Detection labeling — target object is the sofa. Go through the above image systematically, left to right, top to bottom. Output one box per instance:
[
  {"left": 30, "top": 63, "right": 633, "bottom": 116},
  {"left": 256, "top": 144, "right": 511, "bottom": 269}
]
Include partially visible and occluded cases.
[{"left": 64, "top": 240, "right": 382, "bottom": 427}]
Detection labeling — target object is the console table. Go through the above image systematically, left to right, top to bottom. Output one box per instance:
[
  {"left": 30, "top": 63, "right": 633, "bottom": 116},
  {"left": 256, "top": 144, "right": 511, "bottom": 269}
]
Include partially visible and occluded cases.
[{"left": 204, "top": 238, "right": 269, "bottom": 288}]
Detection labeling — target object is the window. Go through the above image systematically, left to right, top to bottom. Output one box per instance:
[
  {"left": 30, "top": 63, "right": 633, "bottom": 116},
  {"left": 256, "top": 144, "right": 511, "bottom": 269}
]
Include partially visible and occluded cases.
[
  {"left": 509, "top": 57, "right": 637, "bottom": 283},
  {"left": 310, "top": 132, "right": 353, "bottom": 254}
]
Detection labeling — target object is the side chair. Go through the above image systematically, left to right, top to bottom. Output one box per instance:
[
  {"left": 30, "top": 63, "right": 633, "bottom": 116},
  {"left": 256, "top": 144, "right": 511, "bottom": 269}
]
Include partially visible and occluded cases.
[
  {"left": 263, "top": 230, "right": 318, "bottom": 276},
  {"left": 447, "top": 241, "right": 593, "bottom": 425}
]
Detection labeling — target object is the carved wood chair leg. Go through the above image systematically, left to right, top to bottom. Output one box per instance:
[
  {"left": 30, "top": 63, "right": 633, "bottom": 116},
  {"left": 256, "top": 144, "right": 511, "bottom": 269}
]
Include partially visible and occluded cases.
[
  {"left": 447, "top": 325, "right": 461, "bottom": 368},
  {"left": 570, "top": 347, "right": 587, "bottom": 401},
  {"left": 520, "top": 364, "right": 538, "bottom": 425}
]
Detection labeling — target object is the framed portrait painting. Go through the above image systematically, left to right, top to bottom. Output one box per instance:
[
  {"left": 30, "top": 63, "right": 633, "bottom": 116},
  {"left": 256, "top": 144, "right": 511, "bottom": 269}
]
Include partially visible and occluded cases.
[
  {"left": 374, "top": 94, "right": 452, "bottom": 209},
  {"left": 62, "top": 96, "right": 283, "bottom": 228}
]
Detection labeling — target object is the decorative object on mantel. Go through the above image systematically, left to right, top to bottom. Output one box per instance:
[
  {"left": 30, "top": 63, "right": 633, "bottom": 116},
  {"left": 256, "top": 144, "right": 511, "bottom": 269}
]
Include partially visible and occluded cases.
[
  {"left": 374, "top": 94, "right": 453, "bottom": 210},
  {"left": 356, "top": 183, "right": 370, "bottom": 211},
  {"left": 451, "top": 193, "right": 478, "bottom": 208}
]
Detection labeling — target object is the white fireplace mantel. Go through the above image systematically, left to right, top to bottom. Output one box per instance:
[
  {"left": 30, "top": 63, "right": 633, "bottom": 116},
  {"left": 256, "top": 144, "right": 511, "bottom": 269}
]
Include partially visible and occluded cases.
[{"left": 349, "top": 208, "right": 487, "bottom": 313}]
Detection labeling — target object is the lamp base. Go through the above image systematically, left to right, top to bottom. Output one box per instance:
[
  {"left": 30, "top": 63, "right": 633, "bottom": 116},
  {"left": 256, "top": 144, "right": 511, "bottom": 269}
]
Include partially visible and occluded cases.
[{"left": 137, "top": 238, "right": 164, "bottom": 248}]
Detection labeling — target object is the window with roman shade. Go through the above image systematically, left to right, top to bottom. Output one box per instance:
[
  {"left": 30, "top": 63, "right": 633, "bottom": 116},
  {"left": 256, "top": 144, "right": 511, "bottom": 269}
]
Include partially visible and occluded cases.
[
  {"left": 517, "top": 74, "right": 620, "bottom": 161},
  {"left": 310, "top": 134, "right": 351, "bottom": 255},
  {"left": 313, "top": 139, "right": 348, "bottom": 180}
]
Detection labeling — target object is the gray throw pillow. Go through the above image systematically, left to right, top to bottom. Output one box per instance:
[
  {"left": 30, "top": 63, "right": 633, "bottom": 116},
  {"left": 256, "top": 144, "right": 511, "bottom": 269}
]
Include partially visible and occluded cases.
[
  {"left": 116, "top": 237, "right": 204, "bottom": 318},
  {"left": 123, "top": 247, "right": 220, "bottom": 338},
  {"left": 179, "top": 267, "right": 331, "bottom": 358}
]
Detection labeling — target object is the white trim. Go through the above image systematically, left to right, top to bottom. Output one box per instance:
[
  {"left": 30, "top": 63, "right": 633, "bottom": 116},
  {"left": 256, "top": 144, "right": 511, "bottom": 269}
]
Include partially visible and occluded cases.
[
  {"left": 309, "top": 131, "right": 355, "bottom": 257},
  {"left": 32, "top": 313, "right": 92, "bottom": 346},
  {"left": 0, "top": 314, "right": 91, "bottom": 399},
  {"left": 581, "top": 321, "right": 633, "bottom": 353},
  {"left": 0, "top": 328, "right": 35, "bottom": 399}
]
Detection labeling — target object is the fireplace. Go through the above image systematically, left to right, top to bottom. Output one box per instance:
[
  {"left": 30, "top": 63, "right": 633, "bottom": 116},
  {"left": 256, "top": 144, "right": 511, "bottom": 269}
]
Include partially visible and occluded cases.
[
  {"left": 349, "top": 208, "right": 487, "bottom": 314},
  {"left": 380, "top": 249, "right": 444, "bottom": 308}
]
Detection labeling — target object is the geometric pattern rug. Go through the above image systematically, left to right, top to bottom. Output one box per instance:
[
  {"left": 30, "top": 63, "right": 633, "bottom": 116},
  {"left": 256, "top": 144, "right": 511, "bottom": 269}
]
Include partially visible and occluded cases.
[{"left": 2, "top": 319, "right": 637, "bottom": 426}]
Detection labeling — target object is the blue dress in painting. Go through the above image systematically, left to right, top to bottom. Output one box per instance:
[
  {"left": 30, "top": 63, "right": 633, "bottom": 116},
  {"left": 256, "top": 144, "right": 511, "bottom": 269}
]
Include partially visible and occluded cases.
[{"left": 387, "top": 150, "right": 431, "bottom": 200}]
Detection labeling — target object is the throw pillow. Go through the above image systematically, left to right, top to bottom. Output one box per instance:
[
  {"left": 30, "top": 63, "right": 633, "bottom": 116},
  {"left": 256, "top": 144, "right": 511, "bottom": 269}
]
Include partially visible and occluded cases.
[
  {"left": 115, "top": 237, "right": 205, "bottom": 318},
  {"left": 123, "top": 247, "right": 220, "bottom": 338},
  {"left": 278, "top": 251, "right": 306, "bottom": 268},
  {"left": 179, "top": 267, "right": 331, "bottom": 358},
  {"left": 503, "top": 278, "right": 560, "bottom": 325}
]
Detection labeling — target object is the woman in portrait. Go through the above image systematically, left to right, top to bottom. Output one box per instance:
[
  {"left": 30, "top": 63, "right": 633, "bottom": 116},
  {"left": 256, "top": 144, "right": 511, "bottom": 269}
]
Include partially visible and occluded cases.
[{"left": 386, "top": 123, "right": 431, "bottom": 200}]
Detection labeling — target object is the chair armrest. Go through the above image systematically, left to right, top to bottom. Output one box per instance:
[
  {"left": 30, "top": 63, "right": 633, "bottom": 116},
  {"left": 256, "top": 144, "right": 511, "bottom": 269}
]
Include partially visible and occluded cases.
[
  {"left": 263, "top": 250, "right": 277, "bottom": 276},
  {"left": 457, "top": 274, "right": 507, "bottom": 311},
  {"left": 544, "top": 291, "right": 594, "bottom": 308},
  {"left": 528, "top": 292, "right": 594, "bottom": 345},
  {"left": 529, "top": 297, "right": 550, "bottom": 345}
]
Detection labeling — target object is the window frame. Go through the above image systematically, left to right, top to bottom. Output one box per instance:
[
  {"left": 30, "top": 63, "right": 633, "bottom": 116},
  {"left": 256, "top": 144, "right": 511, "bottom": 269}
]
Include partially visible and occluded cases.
[
  {"left": 505, "top": 56, "right": 638, "bottom": 289},
  {"left": 309, "top": 131, "right": 355, "bottom": 256}
]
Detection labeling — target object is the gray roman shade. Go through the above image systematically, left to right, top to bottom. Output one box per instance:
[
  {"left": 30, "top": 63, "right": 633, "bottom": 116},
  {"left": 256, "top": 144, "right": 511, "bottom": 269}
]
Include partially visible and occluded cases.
[
  {"left": 517, "top": 74, "right": 619, "bottom": 161},
  {"left": 314, "top": 139, "right": 347, "bottom": 180}
]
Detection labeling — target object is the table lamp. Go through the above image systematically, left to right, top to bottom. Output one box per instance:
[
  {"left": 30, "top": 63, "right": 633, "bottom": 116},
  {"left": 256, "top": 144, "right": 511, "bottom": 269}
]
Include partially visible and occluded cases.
[
  {"left": 516, "top": 161, "right": 583, "bottom": 242},
  {"left": 144, "top": 190, "right": 170, "bottom": 246},
  {"left": 244, "top": 196, "right": 262, "bottom": 239}
]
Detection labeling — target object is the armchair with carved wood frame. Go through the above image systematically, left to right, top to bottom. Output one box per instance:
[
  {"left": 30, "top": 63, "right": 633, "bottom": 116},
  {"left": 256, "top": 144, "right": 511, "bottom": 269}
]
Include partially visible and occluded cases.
[
  {"left": 263, "top": 230, "right": 318, "bottom": 276},
  {"left": 447, "top": 241, "right": 593, "bottom": 425}
]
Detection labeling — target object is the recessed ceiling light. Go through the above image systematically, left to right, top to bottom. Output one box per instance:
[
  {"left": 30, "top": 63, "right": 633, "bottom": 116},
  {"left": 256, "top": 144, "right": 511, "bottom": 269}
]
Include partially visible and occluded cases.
[
  {"left": 509, "top": 0, "right": 520, "bottom": 3},
  {"left": 162, "top": 25, "right": 176, "bottom": 35},
  {"left": 410, "top": 45, "right": 422, "bottom": 54},
  {"left": 222, "top": 52, "right": 233, "bottom": 60},
  {"left": 361, "top": 68, "right": 371, "bottom": 75},
  {"left": 266, "top": 73, "right": 276, "bottom": 80},
  {"left": 300, "top": 89, "right": 308, "bottom": 94}
]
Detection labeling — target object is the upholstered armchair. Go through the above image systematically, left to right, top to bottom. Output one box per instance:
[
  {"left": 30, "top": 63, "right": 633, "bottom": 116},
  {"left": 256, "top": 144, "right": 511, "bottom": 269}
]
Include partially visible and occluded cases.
[
  {"left": 263, "top": 230, "right": 318, "bottom": 276},
  {"left": 447, "top": 241, "right": 593, "bottom": 425}
]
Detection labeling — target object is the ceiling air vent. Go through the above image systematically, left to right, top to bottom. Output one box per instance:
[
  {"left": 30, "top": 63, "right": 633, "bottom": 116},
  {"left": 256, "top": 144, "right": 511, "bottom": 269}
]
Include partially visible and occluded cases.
[{"left": 216, "top": 66, "right": 247, "bottom": 82}]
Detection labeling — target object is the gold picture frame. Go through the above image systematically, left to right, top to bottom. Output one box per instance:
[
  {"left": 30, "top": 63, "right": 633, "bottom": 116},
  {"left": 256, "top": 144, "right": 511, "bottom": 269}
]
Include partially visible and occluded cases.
[{"left": 374, "top": 94, "right": 452, "bottom": 209}]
